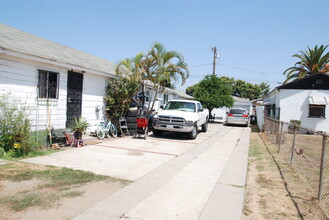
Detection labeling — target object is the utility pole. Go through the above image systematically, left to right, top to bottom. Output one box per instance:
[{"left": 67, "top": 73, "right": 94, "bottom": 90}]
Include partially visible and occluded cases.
[{"left": 212, "top": 47, "right": 219, "bottom": 75}]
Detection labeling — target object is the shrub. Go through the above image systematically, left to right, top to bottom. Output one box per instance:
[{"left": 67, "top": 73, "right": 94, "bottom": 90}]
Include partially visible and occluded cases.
[
  {"left": 104, "top": 75, "right": 141, "bottom": 126},
  {"left": 0, "top": 93, "right": 33, "bottom": 157},
  {"left": 290, "top": 120, "right": 301, "bottom": 125}
]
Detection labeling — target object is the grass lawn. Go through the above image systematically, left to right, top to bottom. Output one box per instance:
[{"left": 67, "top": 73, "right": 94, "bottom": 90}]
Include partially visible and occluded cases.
[
  {"left": 242, "top": 125, "right": 300, "bottom": 219},
  {"left": 0, "top": 162, "right": 131, "bottom": 213}
]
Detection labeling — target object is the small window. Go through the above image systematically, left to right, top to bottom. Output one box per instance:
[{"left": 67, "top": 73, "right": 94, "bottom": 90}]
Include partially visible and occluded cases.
[
  {"left": 38, "top": 70, "right": 59, "bottom": 99},
  {"left": 309, "top": 105, "right": 325, "bottom": 118},
  {"left": 230, "top": 109, "right": 246, "bottom": 114}
]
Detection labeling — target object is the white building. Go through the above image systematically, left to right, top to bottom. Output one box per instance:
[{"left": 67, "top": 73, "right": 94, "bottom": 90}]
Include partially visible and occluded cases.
[
  {"left": 0, "top": 24, "right": 116, "bottom": 131},
  {"left": 263, "top": 73, "right": 329, "bottom": 133},
  {"left": 143, "top": 80, "right": 193, "bottom": 112}
]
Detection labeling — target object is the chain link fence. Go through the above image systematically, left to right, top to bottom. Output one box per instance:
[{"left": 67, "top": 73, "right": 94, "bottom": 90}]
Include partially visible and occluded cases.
[{"left": 263, "top": 117, "right": 328, "bottom": 219}]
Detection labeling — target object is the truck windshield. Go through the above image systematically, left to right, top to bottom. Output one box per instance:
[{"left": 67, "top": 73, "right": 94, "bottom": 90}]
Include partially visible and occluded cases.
[{"left": 164, "top": 101, "right": 196, "bottom": 112}]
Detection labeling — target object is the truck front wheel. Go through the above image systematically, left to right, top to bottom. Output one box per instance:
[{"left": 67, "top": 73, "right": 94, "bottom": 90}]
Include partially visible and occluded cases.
[
  {"left": 188, "top": 124, "right": 198, "bottom": 139},
  {"left": 153, "top": 129, "right": 163, "bottom": 137}
]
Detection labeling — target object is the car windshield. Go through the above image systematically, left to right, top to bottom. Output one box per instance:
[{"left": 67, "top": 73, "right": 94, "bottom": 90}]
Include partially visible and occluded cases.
[
  {"left": 164, "top": 101, "right": 196, "bottom": 112},
  {"left": 229, "top": 109, "right": 246, "bottom": 114}
]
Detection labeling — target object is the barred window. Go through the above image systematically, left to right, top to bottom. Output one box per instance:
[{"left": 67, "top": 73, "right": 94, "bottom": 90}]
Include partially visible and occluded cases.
[
  {"left": 38, "top": 70, "right": 59, "bottom": 99},
  {"left": 309, "top": 105, "right": 325, "bottom": 118}
]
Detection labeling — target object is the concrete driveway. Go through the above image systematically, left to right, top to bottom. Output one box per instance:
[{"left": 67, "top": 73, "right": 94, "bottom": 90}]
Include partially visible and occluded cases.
[
  {"left": 23, "top": 123, "right": 250, "bottom": 220},
  {"left": 22, "top": 124, "right": 217, "bottom": 181}
]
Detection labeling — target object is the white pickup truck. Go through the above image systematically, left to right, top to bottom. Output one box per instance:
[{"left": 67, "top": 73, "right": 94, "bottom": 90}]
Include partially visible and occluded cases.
[{"left": 152, "top": 100, "right": 209, "bottom": 139}]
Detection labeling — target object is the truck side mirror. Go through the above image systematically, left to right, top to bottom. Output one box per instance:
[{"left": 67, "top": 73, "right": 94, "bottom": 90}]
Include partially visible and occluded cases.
[
  {"left": 160, "top": 105, "right": 163, "bottom": 109},
  {"left": 198, "top": 108, "right": 203, "bottom": 112}
]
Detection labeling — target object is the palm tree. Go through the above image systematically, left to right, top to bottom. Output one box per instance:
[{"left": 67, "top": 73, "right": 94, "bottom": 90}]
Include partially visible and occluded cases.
[
  {"left": 145, "top": 42, "right": 189, "bottom": 111},
  {"left": 283, "top": 45, "right": 329, "bottom": 83},
  {"left": 116, "top": 52, "right": 150, "bottom": 81}
]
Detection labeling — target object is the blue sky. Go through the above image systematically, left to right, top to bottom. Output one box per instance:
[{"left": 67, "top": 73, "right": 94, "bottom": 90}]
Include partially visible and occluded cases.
[{"left": 1, "top": 0, "right": 328, "bottom": 91}]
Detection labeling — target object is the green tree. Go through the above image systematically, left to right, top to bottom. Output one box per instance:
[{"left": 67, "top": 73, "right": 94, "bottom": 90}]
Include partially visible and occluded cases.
[
  {"left": 114, "top": 42, "right": 189, "bottom": 115},
  {"left": 145, "top": 42, "right": 189, "bottom": 111},
  {"left": 283, "top": 45, "right": 329, "bottom": 83},
  {"left": 116, "top": 52, "right": 151, "bottom": 82},
  {"left": 104, "top": 73, "right": 141, "bottom": 126},
  {"left": 193, "top": 75, "right": 234, "bottom": 118},
  {"left": 219, "top": 77, "right": 269, "bottom": 100},
  {"left": 259, "top": 82, "right": 270, "bottom": 97},
  {"left": 186, "top": 83, "right": 199, "bottom": 96}
]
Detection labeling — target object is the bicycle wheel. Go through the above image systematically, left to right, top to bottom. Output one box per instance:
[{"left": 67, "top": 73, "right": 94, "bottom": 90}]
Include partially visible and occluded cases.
[
  {"left": 109, "top": 124, "right": 118, "bottom": 137},
  {"left": 96, "top": 126, "right": 105, "bottom": 139}
]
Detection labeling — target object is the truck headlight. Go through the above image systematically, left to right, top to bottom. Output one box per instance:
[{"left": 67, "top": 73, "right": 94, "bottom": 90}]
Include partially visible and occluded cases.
[
  {"left": 153, "top": 115, "right": 158, "bottom": 122},
  {"left": 185, "top": 120, "right": 193, "bottom": 124}
]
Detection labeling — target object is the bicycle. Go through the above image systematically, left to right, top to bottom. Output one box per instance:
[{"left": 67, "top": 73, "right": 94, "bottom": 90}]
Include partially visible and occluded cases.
[{"left": 96, "top": 120, "right": 118, "bottom": 139}]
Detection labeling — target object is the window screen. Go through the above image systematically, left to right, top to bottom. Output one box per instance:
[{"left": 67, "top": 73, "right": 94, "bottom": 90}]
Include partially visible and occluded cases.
[{"left": 309, "top": 105, "right": 325, "bottom": 118}]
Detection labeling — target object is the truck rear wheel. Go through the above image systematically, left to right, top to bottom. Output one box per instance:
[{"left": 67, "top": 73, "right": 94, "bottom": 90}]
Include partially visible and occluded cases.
[
  {"left": 202, "top": 121, "right": 208, "bottom": 132},
  {"left": 187, "top": 125, "right": 198, "bottom": 139}
]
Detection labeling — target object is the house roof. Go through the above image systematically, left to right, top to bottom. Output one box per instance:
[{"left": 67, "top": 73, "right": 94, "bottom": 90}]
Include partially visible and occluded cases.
[
  {"left": 0, "top": 23, "right": 116, "bottom": 75},
  {"left": 277, "top": 72, "right": 329, "bottom": 90},
  {"left": 165, "top": 87, "right": 194, "bottom": 100},
  {"left": 232, "top": 96, "right": 251, "bottom": 102}
]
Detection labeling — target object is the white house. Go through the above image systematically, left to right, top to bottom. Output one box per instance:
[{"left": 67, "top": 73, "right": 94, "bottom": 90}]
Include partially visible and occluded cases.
[
  {"left": 0, "top": 23, "right": 116, "bottom": 132},
  {"left": 263, "top": 73, "right": 329, "bottom": 133},
  {"left": 143, "top": 80, "right": 193, "bottom": 112}
]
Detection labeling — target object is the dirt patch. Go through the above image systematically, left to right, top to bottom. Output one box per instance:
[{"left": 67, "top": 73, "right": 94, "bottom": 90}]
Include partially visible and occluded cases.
[
  {"left": 242, "top": 132, "right": 300, "bottom": 219},
  {"left": 0, "top": 162, "right": 130, "bottom": 220},
  {"left": 1, "top": 180, "right": 124, "bottom": 220}
]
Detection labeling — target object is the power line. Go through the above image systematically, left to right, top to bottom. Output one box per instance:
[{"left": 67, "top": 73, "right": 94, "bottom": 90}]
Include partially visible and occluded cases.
[
  {"left": 189, "top": 63, "right": 281, "bottom": 75},
  {"left": 187, "top": 75, "right": 282, "bottom": 84}
]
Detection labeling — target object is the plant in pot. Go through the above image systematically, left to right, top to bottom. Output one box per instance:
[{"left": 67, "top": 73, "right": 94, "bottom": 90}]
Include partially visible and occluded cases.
[{"left": 71, "top": 117, "right": 89, "bottom": 140}]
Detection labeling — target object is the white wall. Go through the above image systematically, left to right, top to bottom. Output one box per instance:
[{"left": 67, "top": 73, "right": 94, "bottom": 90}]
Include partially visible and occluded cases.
[
  {"left": 0, "top": 54, "right": 109, "bottom": 131},
  {"left": 81, "top": 74, "right": 107, "bottom": 127},
  {"left": 279, "top": 89, "right": 329, "bottom": 132},
  {"left": 212, "top": 107, "right": 228, "bottom": 120}
]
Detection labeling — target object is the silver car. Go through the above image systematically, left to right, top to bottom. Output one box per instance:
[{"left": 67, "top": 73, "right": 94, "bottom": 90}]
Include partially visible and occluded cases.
[{"left": 225, "top": 108, "right": 249, "bottom": 126}]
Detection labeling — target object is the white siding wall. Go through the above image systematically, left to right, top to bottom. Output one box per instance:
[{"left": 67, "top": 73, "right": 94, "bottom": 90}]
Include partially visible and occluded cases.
[
  {"left": 0, "top": 55, "right": 109, "bottom": 131},
  {"left": 0, "top": 56, "right": 68, "bottom": 131},
  {"left": 81, "top": 74, "right": 107, "bottom": 127},
  {"left": 279, "top": 89, "right": 329, "bottom": 132}
]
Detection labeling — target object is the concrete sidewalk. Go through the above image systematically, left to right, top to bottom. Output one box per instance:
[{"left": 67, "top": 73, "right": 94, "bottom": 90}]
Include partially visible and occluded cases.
[{"left": 74, "top": 126, "right": 250, "bottom": 220}]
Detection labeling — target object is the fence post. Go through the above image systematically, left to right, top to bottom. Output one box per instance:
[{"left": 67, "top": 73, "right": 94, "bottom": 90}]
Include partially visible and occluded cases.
[
  {"left": 264, "top": 118, "right": 268, "bottom": 135},
  {"left": 271, "top": 120, "right": 275, "bottom": 142},
  {"left": 278, "top": 121, "right": 283, "bottom": 153},
  {"left": 290, "top": 125, "right": 297, "bottom": 165},
  {"left": 318, "top": 135, "right": 327, "bottom": 200}
]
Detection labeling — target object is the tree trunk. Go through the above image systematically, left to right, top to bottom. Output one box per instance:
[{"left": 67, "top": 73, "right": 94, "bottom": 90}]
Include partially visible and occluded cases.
[{"left": 208, "top": 108, "right": 213, "bottom": 121}]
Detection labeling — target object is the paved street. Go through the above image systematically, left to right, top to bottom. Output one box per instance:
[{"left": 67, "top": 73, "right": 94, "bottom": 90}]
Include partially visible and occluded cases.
[{"left": 23, "top": 123, "right": 250, "bottom": 219}]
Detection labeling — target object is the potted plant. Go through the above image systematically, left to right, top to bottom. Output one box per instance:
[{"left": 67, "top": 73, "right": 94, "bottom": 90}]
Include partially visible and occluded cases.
[{"left": 71, "top": 117, "right": 89, "bottom": 140}]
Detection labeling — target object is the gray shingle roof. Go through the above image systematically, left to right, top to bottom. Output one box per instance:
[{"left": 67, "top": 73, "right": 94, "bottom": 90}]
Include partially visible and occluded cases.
[{"left": 0, "top": 23, "right": 116, "bottom": 75}]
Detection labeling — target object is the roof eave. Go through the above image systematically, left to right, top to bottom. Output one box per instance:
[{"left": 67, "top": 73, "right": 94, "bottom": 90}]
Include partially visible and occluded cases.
[{"left": 0, "top": 48, "right": 116, "bottom": 78}]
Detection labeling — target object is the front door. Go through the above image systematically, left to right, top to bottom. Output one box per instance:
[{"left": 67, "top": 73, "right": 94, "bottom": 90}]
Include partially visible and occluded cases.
[{"left": 66, "top": 71, "right": 83, "bottom": 128}]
